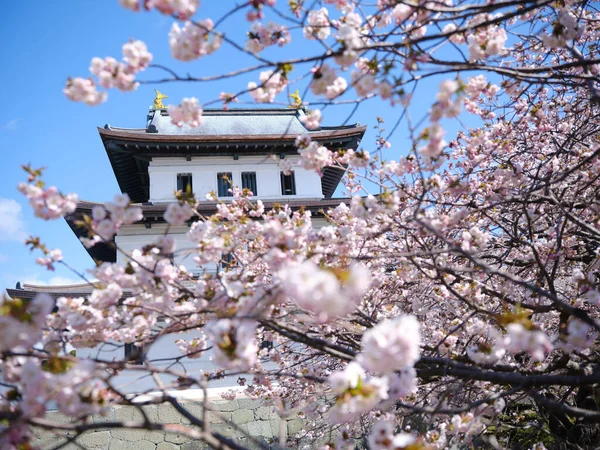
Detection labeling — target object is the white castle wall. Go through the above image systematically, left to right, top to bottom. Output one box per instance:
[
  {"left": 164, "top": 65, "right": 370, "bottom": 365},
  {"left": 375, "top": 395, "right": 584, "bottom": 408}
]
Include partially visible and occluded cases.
[{"left": 148, "top": 155, "right": 323, "bottom": 202}]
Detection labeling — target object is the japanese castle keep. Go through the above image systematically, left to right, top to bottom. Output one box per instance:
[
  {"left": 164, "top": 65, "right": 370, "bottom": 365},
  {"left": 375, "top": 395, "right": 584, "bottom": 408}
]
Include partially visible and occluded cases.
[{"left": 9, "top": 101, "right": 365, "bottom": 448}]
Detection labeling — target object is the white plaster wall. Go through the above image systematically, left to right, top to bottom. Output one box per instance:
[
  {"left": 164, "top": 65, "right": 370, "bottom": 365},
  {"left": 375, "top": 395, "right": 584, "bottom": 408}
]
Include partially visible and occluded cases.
[
  {"left": 148, "top": 155, "right": 323, "bottom": 202},
  {"left": 115, "top": 225, "right": 213, "bottom": 273}
]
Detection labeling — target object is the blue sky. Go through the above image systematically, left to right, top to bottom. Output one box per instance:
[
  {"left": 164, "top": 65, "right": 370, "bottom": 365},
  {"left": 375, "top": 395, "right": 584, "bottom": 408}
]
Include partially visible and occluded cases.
[{"left": 0, "top": 1, "right": 474, "bottom": 292}]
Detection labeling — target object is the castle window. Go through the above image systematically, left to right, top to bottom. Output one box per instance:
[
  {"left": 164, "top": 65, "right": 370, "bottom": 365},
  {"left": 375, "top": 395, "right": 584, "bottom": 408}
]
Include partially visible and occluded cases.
[
  {"left": 280, "top": 171, "right": 296, "bottom": 196},
  {"left": 217, "top": 172, "right": 233, "bottom": 197},
  {"left": 241, "top": 172, "right": 258, "bottom": 195},
  {"left": 177, "top": 173, "right": 193, "bottom": 193},
  {"left": 220, "top": 252, "right": 235, "bottom": 270},
  {"left": 124, "top": 343, "right": 146, "bottom": 365}
]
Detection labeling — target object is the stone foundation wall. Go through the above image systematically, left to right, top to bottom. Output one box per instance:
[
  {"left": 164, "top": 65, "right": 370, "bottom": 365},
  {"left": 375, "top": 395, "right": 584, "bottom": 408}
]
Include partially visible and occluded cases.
[{"left": 33, "top": 397, "right": 305, "bottom": 450}]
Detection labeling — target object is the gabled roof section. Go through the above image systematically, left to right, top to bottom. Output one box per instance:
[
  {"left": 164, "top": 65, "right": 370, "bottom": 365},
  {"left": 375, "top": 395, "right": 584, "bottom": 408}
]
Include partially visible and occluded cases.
[
  {"left": 99, "top": 107, "right": 366, "bottom": 203},
  {"left": 6, "top": 282, "right": 95, "bottom": 301}
]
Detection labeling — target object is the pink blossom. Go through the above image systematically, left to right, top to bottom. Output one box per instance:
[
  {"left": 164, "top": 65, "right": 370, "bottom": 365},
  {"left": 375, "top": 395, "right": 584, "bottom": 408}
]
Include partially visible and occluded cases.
[
  {"left": 146, "top": 0, "right": 199, "bottom": 19},
  {"left": 303, "top": 8, "right": 331, "bottom": 40},
  {"left": 169, "top": 19, "right": 221, "bottom": 61},
  {"left": 310, "top": 64, "right": 348, "bottom": 99},
  {"left": 248, "top": 70, "right": 288, "bottom": 103},
  {"left": 63, "top": 77, "right": 107, "bottom": 105},
  {"left": 169, "top": 97, "right": 203, "bottom": 127},
  {"left": 299, "top": 109, "right": 322, "bottom": 130},
  {"left": 18, "top": 183, "right": 78, "bottom": 220},
  {"left": 164, "top": 202, "right": 194, "bottom": 226},
  {"left": 277, "top": 260, "right": 370, "bottom": 321},
  {"left": 357, "top": 315, "right": 421, "bottom": 373},
  {"left": 205, "top": 319, "right": 258, "bottom": 369},
  {"left": 175, "top": 335, "right": 207, "bottom": 359},
  {"left": 328, "top": 362, "right": 388, "bottom": 423},
  {"left": 368, "top": 421, "right": 417, "bottom": 450}
]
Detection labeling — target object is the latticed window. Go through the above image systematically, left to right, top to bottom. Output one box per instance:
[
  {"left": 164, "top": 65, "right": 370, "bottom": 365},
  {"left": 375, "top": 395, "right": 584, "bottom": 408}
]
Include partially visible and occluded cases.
[
  {"left": 281, "top": 171, "right": 296, "bottom": 195},
  {"left": 217, "top": 172, "right": 233, "bottom": 197},
  {"left": 241, "top": 172, "right": 258, "bottom": 195},
  {"left": 177, "top": 173, "right": 193, "bottom": 193}
]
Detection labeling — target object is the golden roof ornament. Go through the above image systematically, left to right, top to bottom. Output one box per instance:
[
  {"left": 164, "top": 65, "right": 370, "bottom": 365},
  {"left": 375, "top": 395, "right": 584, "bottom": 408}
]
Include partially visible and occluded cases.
[
  {"left": 154, "top": 89, "right": 168, "bottom": 109},
  {"left": 289, "top": 90, "right": 303, "bottom": 109}
]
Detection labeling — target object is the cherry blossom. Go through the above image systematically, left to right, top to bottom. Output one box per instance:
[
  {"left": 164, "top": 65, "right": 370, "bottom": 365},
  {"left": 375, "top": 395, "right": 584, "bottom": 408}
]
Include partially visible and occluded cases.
[
  {"left": 146, "top": 0, "right": 199, "bottom": 19},
  {"left": 303, "top": 8, "right": 330, "bottom": 40},
  {"left": 169, "top": 19, "right": 221, "bottom": 61},
  {"left": 247, "top": 70, "right": 288, "bottom": 103},
  {"left": 63, "top": 77, "right": 106, "bottom": 106},
  {"left": 169, "top": 97, "right": 203, "bottom": 127},
  {"left": 357, "top": 315, "right": 421, "bottom": 373}
]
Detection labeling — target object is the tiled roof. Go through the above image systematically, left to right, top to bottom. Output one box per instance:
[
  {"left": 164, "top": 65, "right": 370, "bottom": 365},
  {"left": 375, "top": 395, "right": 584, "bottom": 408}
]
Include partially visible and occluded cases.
[{"left": 150, "top": 108, "right": 310, "bottom": 136}]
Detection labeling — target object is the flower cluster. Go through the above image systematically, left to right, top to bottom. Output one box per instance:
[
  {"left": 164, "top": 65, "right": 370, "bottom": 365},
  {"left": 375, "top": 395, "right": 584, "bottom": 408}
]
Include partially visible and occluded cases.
[
  {"left": 145, "top": 0, "right": 199, "bottom": 19},
  {"left": 303, "top": 8, "right": 331, "bottom": 40},
  {"left": 169, "top": 19, "right": 221, "bottom": 61},
  {"left": 245, "top": 21, "right": 291, "bottom": 53},
  {"left": 65, "top": 39, "right": 152, "bottom": 104},
  {"left": 310, "top": 63, "right": 348, "bottom": 99},
  {"left": 248, "top": 70, "right": 288, "bottom": 103},
  {"left": 169, "top": 97, "right": 203, "bottom": 127},
  {"left": 298, "top": 109, "right": 322, "bottom": 130},
  {"left": 294, "top": 134, "right": 332, "bottom": 173},
  {"left": 18, "top": 178, "right": 78, "bottom": 220},
  {"left": 87, "top": 194, "right": 143, "bottom": 243},
  {"left": 277, "top": 260, "right": 370, "bottom": 321},
  {"left": 205, "top": 319, "right": 259, "bottom": 370},
  {"left": 328, "top": 362, "right": 389, "bottom": 423}
]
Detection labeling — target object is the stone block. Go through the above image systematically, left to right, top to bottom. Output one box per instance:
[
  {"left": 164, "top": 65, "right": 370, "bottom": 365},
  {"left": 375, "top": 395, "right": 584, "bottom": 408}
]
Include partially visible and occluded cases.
[
  {"left": 237, "top": 398, "right": 262, "bottom": 410},
  {"left": 210, "top": 399, "right": 238, "bottom": 412},
  {"left": 182, "top": 401, "right": 204, "bottom": 419},
  {"left": 157, "top": 403, "right": 181, "bottom": 424},
  {"left": 113, "top": 405, "right": 143, "bottom": 423},
  {"left": 141, "top": 405, "right": 159, "bottom": 422},
  {"left": 254, "top": 406, "right": 277, "bottom": 420},
  {"left": 91, "top": 408, "right": 116, "bottom": 424},
  {"left": 231, "top": 409, "right": 254, "bottom": 425},
  {"left": 46, "top": 411, "right": 75, "bottom": 424},
  {"left": 207, "top": 411, "right": 232, "bottom": 424},
  {"left": 270, "top": 418, "right": 285, "bottom": 439},
  {"left": 287, "top": 418, "right": 304, "bottom": 436},
  {"left": 247, "top": 420, "right": 273, "bottom": 438},
  {"left": 211, "top": 423, "right": 248, "bottom": 439},
  {"left": 110, "top": 427, "right": 147, "bottom": 441},
  {"left": 144, "top": 430, "right": 166, "bottom": 443},
  {"left": 76, "top": 431, "right": 110, "bottom": 448},
  {"left": 164, "top": 431, "right": 191, "bottom": 444},
  {"left": 34, "top": 436, "right": 69, "bottom": 450},
  {"left": 239, "top": 436, "right": 270, "bottom": 450},
  {"left": 109, "top": 439, "right": 156, "bottom": 450},
  {"left": 182, "top": 440, "right": 210, "bottom": 450},
  {"left": 157, "top": 443, "right": 180, "bottom": 450}
]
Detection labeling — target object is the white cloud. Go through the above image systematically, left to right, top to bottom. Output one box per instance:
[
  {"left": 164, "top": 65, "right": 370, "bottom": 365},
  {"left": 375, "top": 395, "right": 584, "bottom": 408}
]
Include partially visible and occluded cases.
[
  {"left": 0, "top": 118, "right": 21, "bottom": 131},
  {"left": 0, "top": 198, "right": 28, "bottom": 242}
]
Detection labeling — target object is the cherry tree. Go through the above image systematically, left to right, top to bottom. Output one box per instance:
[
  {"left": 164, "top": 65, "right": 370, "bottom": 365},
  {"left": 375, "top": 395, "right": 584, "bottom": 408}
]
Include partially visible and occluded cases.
[{"left": 4, "top": 0, "right": 600, "bottom": 449}]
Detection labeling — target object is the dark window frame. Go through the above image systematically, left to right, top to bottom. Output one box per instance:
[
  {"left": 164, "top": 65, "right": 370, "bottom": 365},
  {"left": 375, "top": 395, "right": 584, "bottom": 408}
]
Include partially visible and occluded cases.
[
  {"left": 241, "top": 171, "right": 258, "bottom": 195},
  {"left": 280, "top": 171, "right": 296, "bottom": 196},
  {"left": 217, "top": 172, "right": 233, "bottom": 197},
  {"left": 177, "top": 173, "right": 193, "bottom": 193},
  {"left": 124, "top": 343, "right": 147, "bottom": 365}
]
